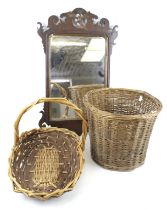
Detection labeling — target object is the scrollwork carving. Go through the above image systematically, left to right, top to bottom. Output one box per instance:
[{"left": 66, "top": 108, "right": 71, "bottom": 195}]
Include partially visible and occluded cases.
[
  {"left": 37, "top": 8, "right": 118, "bottom": 54},
  {"left": 37, "top": 22, "right": 47, "bottom": 53},
  {"left": 110, "top": 25, "right": 118, "bottom": 45},
  {"left": 39, "top": 109, "right": 47, "bottom": 127}
]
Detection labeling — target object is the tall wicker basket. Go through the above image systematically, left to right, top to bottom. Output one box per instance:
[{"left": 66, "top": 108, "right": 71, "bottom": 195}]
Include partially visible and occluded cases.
[
  {"left": 69, "top": 84, "right": 104, "bottom": 118},
  {"left": 83, "top": 88, "right": 162, "bottom": 171},
  {"left": 9, "top": 98, "right": 87, "bottom": 200}
]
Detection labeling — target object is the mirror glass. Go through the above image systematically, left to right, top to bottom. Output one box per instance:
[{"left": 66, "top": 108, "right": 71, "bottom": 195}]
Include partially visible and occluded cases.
[{"left": 48, "top": 35, "right": 106, "bottom": 120}]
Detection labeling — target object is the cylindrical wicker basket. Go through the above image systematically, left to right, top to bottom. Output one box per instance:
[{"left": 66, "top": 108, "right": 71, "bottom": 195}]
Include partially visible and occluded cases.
[
  {"left": 69, "top": 84, "right": 104, "bottom": 118},
  {"left": 83, "top": 88, "right": 162, "bottom": 171},
  {"left": 9, "top": 98, "right": 87, "bottom": 200}
]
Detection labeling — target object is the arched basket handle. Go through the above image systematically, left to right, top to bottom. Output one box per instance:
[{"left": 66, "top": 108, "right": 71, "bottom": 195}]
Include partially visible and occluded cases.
[{"left": 14, "top": 98, "right": 88, "bottom": 147}]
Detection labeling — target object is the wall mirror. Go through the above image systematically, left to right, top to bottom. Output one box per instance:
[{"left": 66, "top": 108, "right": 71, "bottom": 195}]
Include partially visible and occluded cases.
[{"left": 38, "top": 8, "right": 118, "bottom": 134}]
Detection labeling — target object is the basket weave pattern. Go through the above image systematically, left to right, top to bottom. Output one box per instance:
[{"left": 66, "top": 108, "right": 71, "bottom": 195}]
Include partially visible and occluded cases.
[
  {"left": 69, "top": 84, "right": 104, "bottom": 118},
  {"left": 83, "top": 88, "right": 162, "bottom": 171},
  {"left": 9, "top": 98, "right": 87, "bottom": 200}
]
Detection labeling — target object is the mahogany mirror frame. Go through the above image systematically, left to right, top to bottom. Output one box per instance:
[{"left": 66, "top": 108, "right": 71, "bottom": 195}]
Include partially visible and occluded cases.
[{"left": 37, "top": 8, "right": 118, "bottom": 135}]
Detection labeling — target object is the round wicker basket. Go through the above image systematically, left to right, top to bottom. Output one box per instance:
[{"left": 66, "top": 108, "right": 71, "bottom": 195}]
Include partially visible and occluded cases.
[
  {"left": 69, "top": 84, "right": 104, "bottom": 118},
  {"left": 83, "top": 88, "right": 162, "bottom": 171},
  {"left": 9, "top": 98, "right": 87, "bottom": 200}
]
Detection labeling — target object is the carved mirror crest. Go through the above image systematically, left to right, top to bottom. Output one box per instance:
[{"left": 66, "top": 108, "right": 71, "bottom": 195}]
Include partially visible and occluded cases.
[{"left": 38, "top": 8, "right": 118, "bottom": 134}]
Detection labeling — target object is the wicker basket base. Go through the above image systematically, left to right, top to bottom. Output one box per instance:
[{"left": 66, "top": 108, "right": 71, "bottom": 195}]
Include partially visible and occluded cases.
[{"left": 91, "top": 155, "right": 144, "bottom": 171}]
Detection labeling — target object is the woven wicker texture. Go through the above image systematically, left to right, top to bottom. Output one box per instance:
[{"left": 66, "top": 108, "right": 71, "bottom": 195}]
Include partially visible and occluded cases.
[
  {"left": 69, "top": 84, "right": 104, "bottom": 118},
  {"left": 83, "top": 88, "right": 162, "bottom": 171},
  {"left": 9, "top": 98, "right": 87, "bottom": 200}
]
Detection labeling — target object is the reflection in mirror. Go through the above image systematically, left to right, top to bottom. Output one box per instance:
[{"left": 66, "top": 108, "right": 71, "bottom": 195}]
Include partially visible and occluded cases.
[
  {"left": 49, "top": 35, "right": 106, "bottom": 120},
  {"left": 50, "top": 81, "right": 76, "bottom": 120}
]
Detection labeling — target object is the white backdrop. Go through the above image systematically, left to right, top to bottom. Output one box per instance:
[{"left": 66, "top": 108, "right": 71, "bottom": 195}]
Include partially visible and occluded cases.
[{"left": 0, "top": 0, "right": 167, "bottom": 209}]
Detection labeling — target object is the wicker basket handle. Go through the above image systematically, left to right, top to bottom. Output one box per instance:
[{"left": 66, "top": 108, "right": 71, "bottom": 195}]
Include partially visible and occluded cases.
[{"left": 14, "top": 98, "right": 88, "bottom": 147}]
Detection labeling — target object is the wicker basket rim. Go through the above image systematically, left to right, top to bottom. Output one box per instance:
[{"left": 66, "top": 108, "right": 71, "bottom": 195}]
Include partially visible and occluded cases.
[
  {"left": 68, "top": 84, "right": 105, "bottom": 89},
  {"left": 83, "top": 88, "right": 162, "bottom": 119},
  {"left": 19, "top": 127, "right": 79, "bottom": 141},
  {"left": 9, "top": 128, "right": 84, "bottom": 200}
]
